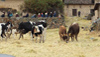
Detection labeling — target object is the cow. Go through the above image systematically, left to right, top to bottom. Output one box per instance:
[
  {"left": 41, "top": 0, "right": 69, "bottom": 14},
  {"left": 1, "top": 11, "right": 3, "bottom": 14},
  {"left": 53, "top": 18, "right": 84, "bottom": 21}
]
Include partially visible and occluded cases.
[
  {"left": 18, "top": 21, "right": 33, "bottom": 39},
  {"left": 18, "top": 21, "right": 47, "bottom": 43},
  {"left": 32, "top": 21, "right": 47, "bottom": 43},
  {"left": 0, "top": 22, "right": 13, "bottom": 41},
  {"left": 68, "top": 22, "right": 80, "bottom": 41},
  {"left": 59, "top": 25, "right": 69, "bottom": 43},
  {"left": 8, "top": 27, "right": 19, "bottom": 39}
]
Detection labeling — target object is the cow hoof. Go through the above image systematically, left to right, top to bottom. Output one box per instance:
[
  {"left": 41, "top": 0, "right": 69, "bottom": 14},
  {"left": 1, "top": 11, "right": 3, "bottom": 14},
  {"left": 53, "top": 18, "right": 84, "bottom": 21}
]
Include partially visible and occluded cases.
[
  {"left": 43, "top": 41, "right": 45, "bottom": 43},
  {"left": 66, "top": 41, "right": 68, "bottom": 43}
]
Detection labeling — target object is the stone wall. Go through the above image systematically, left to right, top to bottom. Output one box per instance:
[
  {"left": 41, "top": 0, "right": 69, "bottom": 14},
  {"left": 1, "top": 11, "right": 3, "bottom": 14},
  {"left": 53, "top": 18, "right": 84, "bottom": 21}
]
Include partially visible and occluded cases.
[
  {"left": 64, "top": 4, "right": 94, "bottom": 17},
  {"left": 0, "top": 17, "right": 66, "bottom": 29},
  {"left": 19, "top": 17, "right": 66, "bottom": 29}
]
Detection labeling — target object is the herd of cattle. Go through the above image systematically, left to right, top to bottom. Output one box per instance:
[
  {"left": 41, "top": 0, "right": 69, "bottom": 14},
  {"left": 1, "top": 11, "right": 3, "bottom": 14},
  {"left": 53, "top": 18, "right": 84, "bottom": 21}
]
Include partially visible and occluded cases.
[
  {"left": 0, "top": 18, "right": 80, "bottom": 43},
  {"left": 0, "top": 18, "right": 47, "bottom": 43},
  {"left": 59, "top": 22, "right": 80, "bottom": 43}
]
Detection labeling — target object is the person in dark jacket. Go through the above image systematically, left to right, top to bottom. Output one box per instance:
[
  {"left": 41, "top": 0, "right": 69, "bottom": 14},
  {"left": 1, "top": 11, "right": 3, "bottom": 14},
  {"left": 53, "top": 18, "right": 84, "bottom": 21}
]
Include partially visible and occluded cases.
[
  {"left": 1, "top": 11, "right": 5, "bottom": 18},
  {"left": 23, "top": 13, "right": 29, "bottom": 18}
]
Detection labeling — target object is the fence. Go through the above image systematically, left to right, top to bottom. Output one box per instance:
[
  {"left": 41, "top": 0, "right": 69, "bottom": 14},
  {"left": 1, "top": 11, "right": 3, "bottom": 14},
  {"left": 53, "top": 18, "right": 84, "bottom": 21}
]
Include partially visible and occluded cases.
[{"left": 0, "top": 17, "right": 66, "bottom": 29}]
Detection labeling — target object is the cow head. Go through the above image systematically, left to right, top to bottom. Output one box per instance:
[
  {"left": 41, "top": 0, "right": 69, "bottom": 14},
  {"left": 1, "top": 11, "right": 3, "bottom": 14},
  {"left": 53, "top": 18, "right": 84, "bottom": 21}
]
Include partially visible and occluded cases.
[
  {"left": 6, "top": 22, "right": 13, "bottom": 29},
  {"left": 32, "top": 26, "right": 40, "bottom": 33},
  {"left": 68, "top": 33, "right": 71, "bottom": 37},
  {"left": 61, "top": 34, "right": 69, "bottom": 43}
]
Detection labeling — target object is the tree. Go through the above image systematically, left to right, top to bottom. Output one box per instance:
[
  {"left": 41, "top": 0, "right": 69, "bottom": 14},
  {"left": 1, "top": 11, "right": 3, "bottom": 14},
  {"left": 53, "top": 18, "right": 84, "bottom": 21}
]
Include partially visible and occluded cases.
[{"left": 20, "top": 0, "right": 64, "bottom": 14}]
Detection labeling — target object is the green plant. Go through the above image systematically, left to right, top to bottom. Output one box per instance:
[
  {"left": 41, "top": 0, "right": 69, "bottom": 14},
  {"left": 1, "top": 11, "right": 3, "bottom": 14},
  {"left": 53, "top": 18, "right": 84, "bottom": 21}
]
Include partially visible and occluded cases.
[{"left": 20, "top": 0, "right": 64, "bottom": 14}]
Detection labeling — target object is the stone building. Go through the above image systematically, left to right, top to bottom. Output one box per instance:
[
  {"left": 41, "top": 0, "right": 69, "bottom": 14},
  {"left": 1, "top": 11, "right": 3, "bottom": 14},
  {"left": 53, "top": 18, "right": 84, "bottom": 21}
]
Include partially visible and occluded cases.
[
  {"left": 0, "top": 0, "right": 99, "bottom": 19},
  {"left": 63, "top": 0, "right": 95, "bottom": 17},
  {"left": 94, "top": 0, "right": 100, "bottom": 19}
]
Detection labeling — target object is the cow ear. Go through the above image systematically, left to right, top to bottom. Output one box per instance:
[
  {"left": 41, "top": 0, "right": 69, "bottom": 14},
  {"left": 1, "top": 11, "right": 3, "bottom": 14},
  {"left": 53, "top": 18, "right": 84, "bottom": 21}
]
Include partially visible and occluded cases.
[{"left": 69, "top": 33, "right": 71, "bottom": 36}]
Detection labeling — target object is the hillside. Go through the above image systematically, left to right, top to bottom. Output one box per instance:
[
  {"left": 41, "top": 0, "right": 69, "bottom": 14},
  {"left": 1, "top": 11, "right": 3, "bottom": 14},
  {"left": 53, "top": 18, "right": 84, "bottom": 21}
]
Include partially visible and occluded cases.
[
  {"left": 0, "top": 0, "right": 24, "bottom": 11},
  {"left": 0, "top": 17, "right": 100, "bottom": 57}
]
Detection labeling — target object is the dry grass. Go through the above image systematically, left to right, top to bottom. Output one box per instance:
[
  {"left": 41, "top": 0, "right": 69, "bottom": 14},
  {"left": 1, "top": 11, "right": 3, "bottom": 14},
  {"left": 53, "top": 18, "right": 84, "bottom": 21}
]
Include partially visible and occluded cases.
[{"left": 0, "top": 17, "right": 100, "bottom": 57}]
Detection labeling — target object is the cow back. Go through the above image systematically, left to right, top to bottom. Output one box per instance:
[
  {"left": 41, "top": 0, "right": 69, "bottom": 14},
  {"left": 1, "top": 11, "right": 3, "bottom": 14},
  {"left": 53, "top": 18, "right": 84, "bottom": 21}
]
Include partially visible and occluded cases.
[
  {"left": 68, "top": 23, "right": 80, "bottom": 35},
  {"left": 59, "top": 25, "right": 67, "bottom": 34}
]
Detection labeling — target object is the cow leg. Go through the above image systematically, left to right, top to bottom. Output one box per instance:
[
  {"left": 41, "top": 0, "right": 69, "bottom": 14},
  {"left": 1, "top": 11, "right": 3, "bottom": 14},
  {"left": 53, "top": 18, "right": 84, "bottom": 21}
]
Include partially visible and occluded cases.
[
  {"left": 43, "top": 28, "right": 47, "bottom": 42},
  {"left": 9, "top": 29, "right": 12, "bottom": 38},
  {"left": 1, "top": 30, "right": 4, "bottom": 38},
  {"left": 12, "top": 31, "right": 15, "bottom": 39},
  {"left": 31, "top": 31, "right": 34, "bottom": 41},
  {"left": 42, "top": 31, "right": 45, "bottom": 43},
  {"left": 4, "top": 32, "right": 7, "bottom": 41},
  {"left": 4, "top": 32, "right": 6, "bottom": 37},
  {"left": 19, "top": 33, "right": 22, "bottom": 40},
  {"left": 1, "top": 34, "right": 3, "bottom": 41},
  {"left": 1, "top": 34, "right": 3, "bottom": 38},
  {"left": 22, "top": 34, "right": 24, "bottom": 39},
  {"left": 31, "top": 34, "right": 33, "bottom": 41},
  {"left": 39, "top": 35, "right": 42, "bottom": 43},
  {"left": 42, "top": 35, "right": 44, "bottom": 43},
  {"left": 75, "top": 35, "right": 78, "bottom": 41},
  {"left": 60, "top": 36, "right": 63, "bottom": 41},
  {"left": 71, "top": 36, "right": 74, "bottom": 42},
  {"left": 35, "top": 37, "right": 37, "bottom": 43},
  {"left": 66, "top": 37, "right": 69, "bottom": 43}
]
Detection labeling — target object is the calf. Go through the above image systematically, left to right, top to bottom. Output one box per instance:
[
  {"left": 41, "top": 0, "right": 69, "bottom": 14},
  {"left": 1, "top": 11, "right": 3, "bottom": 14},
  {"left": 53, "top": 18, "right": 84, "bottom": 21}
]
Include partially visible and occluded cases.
[
  {"left": 0, "top": 22, "right": 12, "bottom": 40},
  {"left": 68, "top": 22, "right": 80, "bottom": 41},
  {"left": 59, "top": 25, "right": 69, "bottom": 42},
  {"left": 8, "top": 27, "right": 19, "bottom": 39}
]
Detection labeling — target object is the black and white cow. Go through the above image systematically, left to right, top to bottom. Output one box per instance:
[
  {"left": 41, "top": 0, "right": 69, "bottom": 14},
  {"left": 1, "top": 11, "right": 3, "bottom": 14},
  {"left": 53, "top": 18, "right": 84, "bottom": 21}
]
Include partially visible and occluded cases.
[
  {"left": 18, "top": 20, "right": 47, "bottom": 43},
  {"left": 18, "top": 21, "right": 33, "bottom": 39},
  {"left": 32, "top": 21, "right": 47, "bottom": 43},
  {"left": 0, "top": 22, "right": 12, "bottom": 41}
]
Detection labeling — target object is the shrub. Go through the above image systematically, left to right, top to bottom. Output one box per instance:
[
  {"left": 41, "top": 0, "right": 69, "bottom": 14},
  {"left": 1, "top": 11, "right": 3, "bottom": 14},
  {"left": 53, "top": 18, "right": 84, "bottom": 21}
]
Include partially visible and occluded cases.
[{"left": 20, "top": 0, "right": 64, "bottom": 14}]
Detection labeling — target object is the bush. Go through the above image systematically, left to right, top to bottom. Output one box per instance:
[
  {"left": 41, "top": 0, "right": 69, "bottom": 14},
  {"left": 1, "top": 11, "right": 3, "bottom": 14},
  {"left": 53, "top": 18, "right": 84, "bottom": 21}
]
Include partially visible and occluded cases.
[{"left": 20, "top": 0, "right": 64, "bottom": 14}]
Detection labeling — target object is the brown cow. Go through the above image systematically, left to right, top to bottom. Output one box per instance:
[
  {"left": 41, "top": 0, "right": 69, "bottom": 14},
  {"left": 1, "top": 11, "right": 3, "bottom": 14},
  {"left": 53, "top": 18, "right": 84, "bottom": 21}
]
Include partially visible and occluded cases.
[
  {"left": 68, "top": 22, "right": 80, "bottom": 41},
  {"left": 59, "top": 25, "right": 69, "bottom": 42}
]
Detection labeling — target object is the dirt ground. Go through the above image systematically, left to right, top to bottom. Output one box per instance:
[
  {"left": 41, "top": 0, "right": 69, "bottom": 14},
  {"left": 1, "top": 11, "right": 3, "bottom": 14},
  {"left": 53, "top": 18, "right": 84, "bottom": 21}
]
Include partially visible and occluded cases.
[{"left": 0, "top": 17, "right": 100, "bottom": 57}]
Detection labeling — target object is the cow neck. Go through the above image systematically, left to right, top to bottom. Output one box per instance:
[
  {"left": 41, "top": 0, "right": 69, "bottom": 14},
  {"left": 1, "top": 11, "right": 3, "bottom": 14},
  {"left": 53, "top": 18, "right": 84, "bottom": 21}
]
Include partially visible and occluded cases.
[{"left": 5, "top": 22, "right": 10, "bottom": 26}]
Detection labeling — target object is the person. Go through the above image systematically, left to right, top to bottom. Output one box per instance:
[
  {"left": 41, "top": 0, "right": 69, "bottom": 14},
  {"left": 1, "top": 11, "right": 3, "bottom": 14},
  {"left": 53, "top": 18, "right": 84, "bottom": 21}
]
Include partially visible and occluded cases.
[
  {"left": 7, "top": 10, "right": 11, "bottom": 18},
  {"left": 1, "top": 11, "right": 5, "bottom": 18},
  {"left": 53, "top": 11, "right": 56, "bottom": 17},
  {"left": 78, "top": 11, "right": 81, "bottom": 17},
  {"left": 9, "top": 12, "right": 13, "bottom": 18},
  {"left": 45, "top": 12, "right": 48, "bottom": 17},
  {"left": 49, "top": 12, "right": 53, "bottom": 17},
  {"left": 15, "top": 13, "right": 19, "bottom": 17},
  {"left": 23, "top": 13, "right": 29, "bottom": 18},
  {"left": 38, "top": 13, "right": 41, "bottom": 17},
  {"left": 41, "top": 13, "right": 44, "bottom": 17},
  {"left": 31, "top": 14, "right": 36, "bottom": 18},
  {"left": 58, "top": 14, "right": 61, "bottom": 18}
]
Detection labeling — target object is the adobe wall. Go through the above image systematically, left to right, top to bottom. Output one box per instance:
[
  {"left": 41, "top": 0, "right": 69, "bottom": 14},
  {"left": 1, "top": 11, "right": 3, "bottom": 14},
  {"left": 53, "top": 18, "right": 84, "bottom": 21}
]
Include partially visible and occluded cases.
[{"left": 64, "top": 5, "right": 94, "bottom": 17}]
